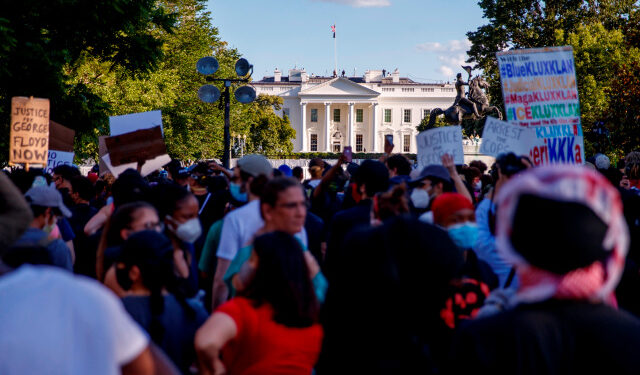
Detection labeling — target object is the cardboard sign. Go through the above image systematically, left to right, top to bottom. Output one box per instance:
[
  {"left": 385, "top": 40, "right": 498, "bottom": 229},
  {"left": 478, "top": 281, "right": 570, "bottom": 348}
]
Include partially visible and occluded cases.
[
  {"left": 496, "top": 46, "right": 584, "bottom": 165},
  {"left": 10, "top": 97, "right": 50, "bottom": 165},
  {"left": 109, "top": 110, "right": 163, "bottom": 136},
  {"left": 480, "top": 117, "right": 529, "bottom": 157},
  {"left": 49, "top": 121, "right": 75, "bottom": 152},
  {"left": 105, "top": 126, "right": 166, "bottom": 167},
  {"left": 417, "top": 126, "right": 464, "bottom": 167},
  {"left": 98, "top": 136, "right": 108, "bottom": 176},
  {"left": 45, "top": 150, "right": 74, "bottom": 174}
]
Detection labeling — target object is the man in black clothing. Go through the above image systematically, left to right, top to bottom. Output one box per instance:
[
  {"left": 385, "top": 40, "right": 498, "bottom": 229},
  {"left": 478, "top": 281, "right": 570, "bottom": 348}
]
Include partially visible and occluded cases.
[
  {"left": 325, "top": 160, "right": 389, "bottom": 280},
  {"left": 69, "top": 176, "right": 98, "bottom": 277}
]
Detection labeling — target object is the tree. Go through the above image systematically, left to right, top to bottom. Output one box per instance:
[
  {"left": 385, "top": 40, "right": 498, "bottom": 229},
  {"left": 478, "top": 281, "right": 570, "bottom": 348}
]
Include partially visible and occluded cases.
[
  {"left": 0, "top": 0, "right": 174, "bottom": 165},
  {"left": 467, "top": 0, "right": 638, "bottom": 111},
  {"left": 606, "top": 61, "right": 640, "bottom": 157},
  {"left": 242, "top": 95, "right": 296, "bottom": 156}
]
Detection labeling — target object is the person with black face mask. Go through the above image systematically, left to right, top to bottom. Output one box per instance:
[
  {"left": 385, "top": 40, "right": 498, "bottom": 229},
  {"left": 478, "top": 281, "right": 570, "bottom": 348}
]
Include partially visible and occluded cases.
[{"left": 116, "top": 231, "right": 208, "bottom": 374}]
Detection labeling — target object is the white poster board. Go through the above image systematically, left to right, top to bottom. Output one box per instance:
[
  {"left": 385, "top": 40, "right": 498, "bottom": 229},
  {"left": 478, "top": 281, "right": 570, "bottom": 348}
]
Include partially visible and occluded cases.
[
  {"left": 496, "top": 46, "right": 584, "bottom": 165},
  {"left": 109, "top": 110, "right": 163, "bottom": 136},
  {"left": 480, "top": 117, "right": 529, "bottom": 157},
  {"left": 416, "top": 126, "right": 464, "bottom": 167},
  {"left": 45, "top": 150, "right": 74, "bottom": 174},
  {"left": 102, "top": 153, "right": 171, "bottom": 178}
]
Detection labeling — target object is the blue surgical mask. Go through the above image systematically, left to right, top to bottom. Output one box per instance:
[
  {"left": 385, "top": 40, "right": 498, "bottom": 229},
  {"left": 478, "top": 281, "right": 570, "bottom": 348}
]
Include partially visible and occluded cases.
[
  {"left": 230, "top": 182, "right": 248, "bottom": 203},
  {"left": 448, "top": 222, "right": 478, "bottom": 249}
]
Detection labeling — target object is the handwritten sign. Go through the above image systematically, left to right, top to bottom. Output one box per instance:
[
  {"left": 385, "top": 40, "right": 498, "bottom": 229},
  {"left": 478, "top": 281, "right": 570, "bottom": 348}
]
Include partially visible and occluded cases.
[
  {"left": 496, "top": 46, "right": 583, "bottom": 165},
  {"left": 10, "top": 97, "right": 50, "bottom": 165},
  {"left": 109, "top": 110, "right": 163, "bottom": 136},
  {"left": 480, "top": 117, "right": 529, "bottom": 157},
  {"left": 105, "top": 126, "right": 166, "bottom": 167},
  {"left": 417, "top": 126, "right": 464, "bottom": 167},
  {"left": 45, "top": 150, "right": 74, "bottom": 174}
]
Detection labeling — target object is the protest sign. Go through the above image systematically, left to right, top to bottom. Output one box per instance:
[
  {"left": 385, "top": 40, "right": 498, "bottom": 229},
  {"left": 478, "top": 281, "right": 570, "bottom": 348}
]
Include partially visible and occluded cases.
[
  {"left": 496, "top": 46, "right": 583, "bottom": 165},
  {"left": 10, "top": 97, "right": 50, "bottom": 166},
  {"left": 109, "top": 110, "right": 163, "bottom": 136},
  {"left": 480, "top": 117, "right": 529, "bottom": 157},
  {"left": 49, "top": 121, "right": 75, "bottom": 152},
  {"left": 105, "top": 126, "right": 166, "bottom": 167},
  {"left": 417, "top": 126, "right": 464, "bottom": 167},
  {"left": 98, "top": 136, "right": 108, "bottom": 176},
  {"left": 45, "top": 151, "right": 74, "bottom": 174},
  {"left": 102, "top": 153, "right": 171, "bottom": 178}
]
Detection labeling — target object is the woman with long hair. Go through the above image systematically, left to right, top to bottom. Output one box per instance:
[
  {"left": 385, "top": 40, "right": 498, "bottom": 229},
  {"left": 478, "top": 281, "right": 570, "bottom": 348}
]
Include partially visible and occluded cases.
[
  {"left": 116, "top": 230, "right": 208, "bottom": 373},
  {"left": 195, "top": 231, "right": 323, "bottom": 375}
]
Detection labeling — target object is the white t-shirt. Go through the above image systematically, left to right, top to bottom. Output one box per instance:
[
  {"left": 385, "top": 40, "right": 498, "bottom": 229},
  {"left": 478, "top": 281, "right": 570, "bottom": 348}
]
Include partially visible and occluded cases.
[
  {"left": 216, "top": 199, "right": 308, "bottom": 261},
  {"left": 0, "top": 265, "right": 149, "bottom": 375}
]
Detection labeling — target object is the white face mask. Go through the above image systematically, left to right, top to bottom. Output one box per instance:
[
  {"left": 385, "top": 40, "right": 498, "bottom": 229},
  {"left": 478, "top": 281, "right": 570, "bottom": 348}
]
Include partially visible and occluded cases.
[
  {"left": 473, "top": 180, "right": 482, "bottom": 192},
  {"left": 410, "top": 188, "right": 430, "bottom": 209},
  {"left": 167, "top": 216, "right": 202, "bottom": 244}
]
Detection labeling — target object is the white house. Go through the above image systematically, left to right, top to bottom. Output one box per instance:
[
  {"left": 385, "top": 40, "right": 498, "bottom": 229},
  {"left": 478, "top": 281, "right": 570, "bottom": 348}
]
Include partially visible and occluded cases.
[{"left": 252, "top": 68, "right": 457, "bottom": 153}]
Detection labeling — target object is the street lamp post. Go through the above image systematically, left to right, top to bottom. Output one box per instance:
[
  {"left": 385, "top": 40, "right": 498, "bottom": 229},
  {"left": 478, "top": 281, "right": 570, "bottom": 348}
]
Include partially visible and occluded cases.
[{"left": 196, "top": 57, "right": 256, "bottom": 169}]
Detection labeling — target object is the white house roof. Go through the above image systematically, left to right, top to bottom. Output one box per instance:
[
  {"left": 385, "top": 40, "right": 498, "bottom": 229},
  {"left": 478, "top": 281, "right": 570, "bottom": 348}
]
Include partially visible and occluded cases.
[{"left": 298, "top": 77, "right": 380, "bottom": 97}]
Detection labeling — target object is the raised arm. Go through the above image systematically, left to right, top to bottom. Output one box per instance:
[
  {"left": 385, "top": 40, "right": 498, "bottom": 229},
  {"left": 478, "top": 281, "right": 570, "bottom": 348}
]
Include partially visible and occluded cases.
[{"left": 441, "top": 154, "right": 472, "bottom": 203}]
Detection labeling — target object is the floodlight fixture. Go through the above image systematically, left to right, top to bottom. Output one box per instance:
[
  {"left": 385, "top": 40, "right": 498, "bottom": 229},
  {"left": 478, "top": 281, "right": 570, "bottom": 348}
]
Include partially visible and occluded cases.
[
  {"left": 196, "top": 56, "right": 219, "bottom": 75},
  {"left": 235, "top": 58, "right": 253, "bottom": 77},
  {"left": 198, "top": 85, "right": 221, "bottom": 103},
  {"left": 234, "top": 86, "right": 256, "bottom": 104}
]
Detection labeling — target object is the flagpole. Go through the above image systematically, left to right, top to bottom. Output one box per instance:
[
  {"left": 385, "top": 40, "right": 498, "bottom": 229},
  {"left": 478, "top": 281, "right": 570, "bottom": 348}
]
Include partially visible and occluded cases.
[{"left": 334, "top": 23, "right": 337, "bottom": 77}]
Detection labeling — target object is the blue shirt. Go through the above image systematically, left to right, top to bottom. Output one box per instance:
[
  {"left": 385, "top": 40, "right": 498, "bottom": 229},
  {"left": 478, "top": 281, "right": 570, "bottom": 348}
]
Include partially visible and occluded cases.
[
  {"left": 473, "top": 199, "right": 516, "bottom": 288},
  {"left": 13, "top": 228, "right": 73, "bottom": 271}
]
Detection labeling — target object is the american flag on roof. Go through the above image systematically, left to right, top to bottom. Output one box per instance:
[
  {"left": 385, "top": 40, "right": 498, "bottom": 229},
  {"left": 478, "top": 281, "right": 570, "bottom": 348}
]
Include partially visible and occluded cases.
[{"left": 331, "top": 24, "right": 336, "bottom": 38}]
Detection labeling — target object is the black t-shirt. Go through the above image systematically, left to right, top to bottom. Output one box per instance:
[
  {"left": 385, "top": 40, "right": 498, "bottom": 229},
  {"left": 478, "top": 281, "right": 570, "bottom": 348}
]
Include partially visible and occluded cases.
[
  {"left": 69, "top": 203, "right": 98, "bottom": 277},
  {"left": 122, "top": 294, "right": 209, "bottom": 373},
  {"left": 450, "top": 300, "right": 640, "bottom": 375}
]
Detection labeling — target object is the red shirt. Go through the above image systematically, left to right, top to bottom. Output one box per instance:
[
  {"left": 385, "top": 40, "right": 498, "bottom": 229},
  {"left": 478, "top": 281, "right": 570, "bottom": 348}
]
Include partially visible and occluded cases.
[{"left": 217, "top": 297, "right": 323, "bottom": 375}]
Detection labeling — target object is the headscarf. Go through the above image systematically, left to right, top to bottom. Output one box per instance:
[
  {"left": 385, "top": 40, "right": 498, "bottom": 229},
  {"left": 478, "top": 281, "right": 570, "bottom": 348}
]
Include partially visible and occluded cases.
[
  {"left": 495, "top": 165, "right": 628, "bottom": 305},
  {"left": 431, "top": 193, "right": 473, "bottom": 226}
]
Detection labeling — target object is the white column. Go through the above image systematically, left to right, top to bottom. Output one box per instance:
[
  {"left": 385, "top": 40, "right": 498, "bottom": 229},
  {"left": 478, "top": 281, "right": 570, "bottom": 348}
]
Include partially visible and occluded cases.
[
  {"left": 300, "top": 102, "right": 307, "bottom": 151},
  {"left": 324, "top": 102, "right": 331, "bottom": 152},
  {"left": 348, "top": 102, "right": 354, "bottom": 147},
  {"left": 371, "top": 103, "right": 378, "bottom": 152}
]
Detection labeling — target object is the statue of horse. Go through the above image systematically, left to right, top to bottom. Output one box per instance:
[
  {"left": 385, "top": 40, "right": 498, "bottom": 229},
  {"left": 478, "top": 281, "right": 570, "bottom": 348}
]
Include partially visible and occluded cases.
[{"left": 427, "top": 75, "right": 502, "bottom": 128}]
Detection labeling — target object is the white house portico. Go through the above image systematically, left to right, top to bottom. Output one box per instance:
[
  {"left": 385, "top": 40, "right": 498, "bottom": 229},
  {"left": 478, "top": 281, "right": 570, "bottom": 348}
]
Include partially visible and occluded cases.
[{"left": 253, "top": 68, "right": 457, "bottom": 153}]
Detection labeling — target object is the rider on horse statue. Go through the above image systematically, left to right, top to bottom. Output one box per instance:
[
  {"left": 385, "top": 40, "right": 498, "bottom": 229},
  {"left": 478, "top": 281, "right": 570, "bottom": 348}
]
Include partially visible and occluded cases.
[{"left": 454, "top": 67, "right": 480, "bottom": 118}]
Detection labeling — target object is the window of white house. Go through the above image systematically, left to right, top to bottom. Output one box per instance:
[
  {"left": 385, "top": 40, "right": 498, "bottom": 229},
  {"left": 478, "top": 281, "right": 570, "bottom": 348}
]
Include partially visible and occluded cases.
[
  {"left": 262, "top": 87, "right": 274, "bottom": 92},
  {"left": 382, "top": 87, "right": 395, "bottom": 92},
  {"left": 401, "top": 88, "right": 414, "bottom": 93},
  {"left": 421, "top": 88, "right": 435, "bottom": 92},
  {"left": 441, "top": 88, "right": 455, "bottom": 92},
  {"left": 283, "top": 108, "right": 290, "bottom": 117},
  {"left": 311, "top": 108, "right": 318, "bottom": 122},
  {"left": 333, "top": 109, "right": 340, "bottom": 122},
  {"left": 356, "top": 109, "right": 363, "bottom": 123},
  {"left": 384, "top": 109, "right": 392, "bottom": 123},
  {"left": 403, "top": 109, "right": 411, "bottom": 123},
  {"left": 423, "top": 109, "right": 431, "bottom": 119},
  {"left": 310, "top": 134, "right": 318, "bottom": 151},
  {"left": 356, "top": 134, "right": 363, "bottom": 152},
  {"left": 404, "top": 134, "right": 411, "bottom": 153},
  {"left": 333, "top": 142, "right": 341, "bottom": 152}
]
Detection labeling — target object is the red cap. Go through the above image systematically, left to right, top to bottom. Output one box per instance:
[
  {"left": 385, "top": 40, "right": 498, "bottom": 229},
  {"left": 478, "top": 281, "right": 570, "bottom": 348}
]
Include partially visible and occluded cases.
[
  {"left": 87, "top": 172, "right": 99, "bottom": 184},
  {"left": 431, "top": 192, "right": 473, "bottom": 226}
]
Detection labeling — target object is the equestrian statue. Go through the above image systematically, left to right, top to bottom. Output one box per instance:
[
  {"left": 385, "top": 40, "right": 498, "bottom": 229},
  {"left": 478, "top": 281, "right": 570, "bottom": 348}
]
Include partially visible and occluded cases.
[{"left": 427, "top": 66, "right": 502, "bottom": 128}]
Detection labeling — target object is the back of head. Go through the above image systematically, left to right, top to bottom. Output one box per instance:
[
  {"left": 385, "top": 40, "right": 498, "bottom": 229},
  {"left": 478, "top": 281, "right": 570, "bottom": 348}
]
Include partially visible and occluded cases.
[
  {"left": 625, "top": 151, "right": 640, "bottom": 179},
  {"left": 496, "top": 152, "right": 527, "bottom": 178},
  {"left": 386, "top": 154, "right": 412, "bottom": 176},
  {"left": 354, "top": 160, "right": 389, "bottom": 197},
  {"left": 469, "top": 160, "right": 488, "bottom": 173},
  {"left": 52, "top": 165, "right": 80, "bottom": 181},
  {"left": 495, "top": 165, "right": 628, "bottom": 303},
  {"left": 292, "top": 166, "right": 304, "bottom": 180},
  {"left": 310, "top": 166, "right": 323, "bottom": 179},
  {"left": 111, "top": 169, "right": 149, "bottom": 207},
  {"left": 70, "top": 175, "right": 95, "bottom": 202},
  {"left": 150, "top": 182, "right": 191, "bottom": 219},
  {"left": 374, "top": 184, "right": 409, "bottom": 221},
  {"left": 118, "top": 230, "right": 175, "bottom": 290},
  {"left": 245, "top": 231, "right": 318, "bottom": 327}
]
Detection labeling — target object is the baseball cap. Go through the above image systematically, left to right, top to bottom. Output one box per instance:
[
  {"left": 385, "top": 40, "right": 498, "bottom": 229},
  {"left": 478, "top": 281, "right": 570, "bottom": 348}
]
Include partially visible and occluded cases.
[
  {"left": 237, "top": 154, "right": 272, "bottom": 178},
  {"left": 410, "top": 165, "right": 452, "bottom": 185},
  {"left": 25, "top": 185, "right": 72, "bottom": 218}
]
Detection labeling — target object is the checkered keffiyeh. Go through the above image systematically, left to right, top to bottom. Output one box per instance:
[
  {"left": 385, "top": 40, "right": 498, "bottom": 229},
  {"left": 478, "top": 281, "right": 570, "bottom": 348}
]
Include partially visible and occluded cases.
[{"left": 494, "top": 165, "right": 629, "bottom": 305}]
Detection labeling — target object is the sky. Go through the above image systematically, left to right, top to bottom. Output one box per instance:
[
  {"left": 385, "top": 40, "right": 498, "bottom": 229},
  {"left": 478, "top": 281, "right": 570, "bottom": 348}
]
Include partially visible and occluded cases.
[{"left": 205, "top": 0, "right": 487, "bottom": 83}]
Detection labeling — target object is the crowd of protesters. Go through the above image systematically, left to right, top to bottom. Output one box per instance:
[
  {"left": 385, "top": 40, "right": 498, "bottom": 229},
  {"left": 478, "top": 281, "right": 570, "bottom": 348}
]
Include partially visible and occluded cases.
[{"left": 2, "top": 145, "right": 640, "bottom": 374}]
